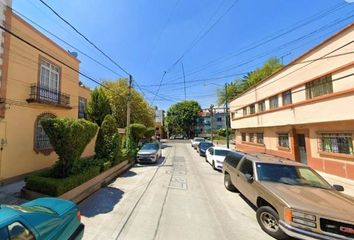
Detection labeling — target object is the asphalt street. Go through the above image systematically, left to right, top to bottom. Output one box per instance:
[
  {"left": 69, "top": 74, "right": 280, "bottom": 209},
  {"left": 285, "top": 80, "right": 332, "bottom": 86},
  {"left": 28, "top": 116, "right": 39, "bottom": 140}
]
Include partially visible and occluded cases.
[{"left": 79, "top": 140, "right": 275, "bottom": 240}]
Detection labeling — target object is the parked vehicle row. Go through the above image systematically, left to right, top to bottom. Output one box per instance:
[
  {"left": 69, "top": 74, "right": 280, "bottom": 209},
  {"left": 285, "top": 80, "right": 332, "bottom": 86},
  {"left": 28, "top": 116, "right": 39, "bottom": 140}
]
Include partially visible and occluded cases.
[{"left": 191, "top": 140, "right": 354, "bottom": 240}]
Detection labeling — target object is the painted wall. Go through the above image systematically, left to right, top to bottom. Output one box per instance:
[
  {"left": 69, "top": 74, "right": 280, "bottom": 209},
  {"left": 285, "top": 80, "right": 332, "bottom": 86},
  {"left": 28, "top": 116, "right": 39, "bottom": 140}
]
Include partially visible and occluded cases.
[{"left": 0, "top": 13, "right": 95, "bottom": 181}]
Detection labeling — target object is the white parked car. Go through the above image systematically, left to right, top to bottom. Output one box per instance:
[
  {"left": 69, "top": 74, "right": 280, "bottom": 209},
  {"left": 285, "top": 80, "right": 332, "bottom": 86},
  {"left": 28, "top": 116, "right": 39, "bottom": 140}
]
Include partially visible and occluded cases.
[
  {"left": 191, "top": 137, "right": 205, "bottom": 149},
  {"left": 205, "top": 147, "right": 233, "bottom": 170}
]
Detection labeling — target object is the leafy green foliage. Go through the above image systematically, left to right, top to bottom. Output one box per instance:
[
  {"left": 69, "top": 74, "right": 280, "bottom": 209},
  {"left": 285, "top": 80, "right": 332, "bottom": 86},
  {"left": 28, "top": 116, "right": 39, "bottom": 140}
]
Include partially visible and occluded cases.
[
  {"left": 217, "top": 57, "right": 283, "bottom": 105},
  {"left": 102, "top": 79, "right": 155, "bottom": 128},
  {"left": 87, "top": 88, "right": 112, "bottom": 126},
  {"left": 165, "top": 100, "right": 201, "bottom": 137},
  {"left": 95, "top": 114, "right": 120, "bottom": 164},
  {"left": 41, "top": 118, "right": 98, "bottom": 178},
  {"left": 129, "top": 123, "right": 147, "bottom": 142},
  {"left": 145, "top": 127, "right": 155, "bottom": 139},
  {"left": 217, "top": 128, "right": 230, "bottom": 137},
  {"left": 25, "top": 166, "right": 100, "bottom": 196}
]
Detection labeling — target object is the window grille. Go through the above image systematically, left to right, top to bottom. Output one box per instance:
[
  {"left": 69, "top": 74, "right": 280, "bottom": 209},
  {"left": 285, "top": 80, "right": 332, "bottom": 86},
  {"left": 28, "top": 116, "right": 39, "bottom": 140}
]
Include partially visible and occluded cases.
[
  {"left": 306, "top": 75, "right": 333, "bottom": 99},
  {"left": 318, "top": 133, "right": 353, "bottom": 155}
]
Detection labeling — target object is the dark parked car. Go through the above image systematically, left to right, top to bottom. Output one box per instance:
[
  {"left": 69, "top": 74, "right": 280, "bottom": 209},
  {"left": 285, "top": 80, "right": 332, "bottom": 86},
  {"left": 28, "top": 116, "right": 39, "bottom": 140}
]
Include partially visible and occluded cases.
[{"left": 197, "top": 142, "right": 214, "bottom": 157}]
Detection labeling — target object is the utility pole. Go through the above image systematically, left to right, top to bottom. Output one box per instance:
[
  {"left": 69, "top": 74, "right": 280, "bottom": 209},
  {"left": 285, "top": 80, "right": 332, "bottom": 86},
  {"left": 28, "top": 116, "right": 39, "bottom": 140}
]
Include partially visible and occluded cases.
[
  {"left": 181, "top": 62, "right": 186, "bottom": 101},
  {"left": 126, "top": 75, "right": 132, "bottom": 129},
  {"left": 225, "top": 83, "right": 230, "bottom": 149},
  {"left": 209, "top": 104, "right": 214, "bottom": 143}
]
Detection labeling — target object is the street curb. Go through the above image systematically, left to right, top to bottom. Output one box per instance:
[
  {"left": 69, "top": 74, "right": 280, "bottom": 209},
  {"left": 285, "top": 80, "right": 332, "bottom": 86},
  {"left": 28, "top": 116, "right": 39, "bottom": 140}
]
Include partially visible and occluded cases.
[{"left": 22, "top": 160, "right": 133, "bottom": 204}]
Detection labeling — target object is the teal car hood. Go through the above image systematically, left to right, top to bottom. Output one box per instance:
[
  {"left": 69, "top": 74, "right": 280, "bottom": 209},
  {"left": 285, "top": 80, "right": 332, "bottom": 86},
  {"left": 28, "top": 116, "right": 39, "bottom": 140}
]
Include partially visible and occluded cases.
[{"left": 22, "top": 197, "right": 75, "bottom": 215}]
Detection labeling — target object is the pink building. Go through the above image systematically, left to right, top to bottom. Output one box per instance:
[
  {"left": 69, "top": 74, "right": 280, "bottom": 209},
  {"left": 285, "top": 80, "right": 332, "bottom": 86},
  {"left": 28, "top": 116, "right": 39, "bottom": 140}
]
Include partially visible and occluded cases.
[{"left": 229, "top": 23, "right": 354, "bottom": 180}]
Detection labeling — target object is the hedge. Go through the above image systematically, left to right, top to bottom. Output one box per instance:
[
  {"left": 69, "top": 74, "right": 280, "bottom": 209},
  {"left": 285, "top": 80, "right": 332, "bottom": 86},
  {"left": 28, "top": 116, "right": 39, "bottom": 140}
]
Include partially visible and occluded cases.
[{"left": 25, "top": 166, "right": 100, "bottom": 196}]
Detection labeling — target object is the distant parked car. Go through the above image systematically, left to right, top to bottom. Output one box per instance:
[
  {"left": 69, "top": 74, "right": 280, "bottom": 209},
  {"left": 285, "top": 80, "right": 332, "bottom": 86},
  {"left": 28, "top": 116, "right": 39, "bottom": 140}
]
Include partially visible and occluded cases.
[
  {"left": 174, "top": 134, "right": 185, "bottom": 139},
  {"left": 191, "top": 137, "right": 206, "bottom": 149},
  {"left": 136, "top": 142, "right": 162, "bottom": 163},
  {"left": 197, "top": 142, "right": 214, "bottom": 157},
  {"left": 205, "top": 147, "right": 233, "bottom": 170},
  {"left": 223, "top": 152, "right": 354, "bottom": 240},
  {"left": 0, "top": 197, "right": 84, "bottom": 240}
]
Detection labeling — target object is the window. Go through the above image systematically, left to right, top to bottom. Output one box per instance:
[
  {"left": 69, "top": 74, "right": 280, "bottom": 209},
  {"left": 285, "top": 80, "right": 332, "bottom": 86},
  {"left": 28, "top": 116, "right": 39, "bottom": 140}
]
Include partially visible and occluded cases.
[
  {"left": 39, "top": 59, "right": 60, "bottom": 102},
  {"left": 306, "top": 75, "right": 333, "bottom": 99},
  {"left": 282, "top": 90, "right": 292, "bottom": 105},
  {"left": 269, "top": 95, "right": 278, "bottom": 109},
  {"left": 78, "top": 97, "right": 87, "bottom": 119},
  {"left": 258, "top": 100, "right": 266, "bottom": 112},
  {"left": 249, "top": 104, "right": 255, "bottom": 114},
  {"left": 243, "top": 107, "right": 247, "bottom": 116},
  {"left": 35, "top": 113, "right": 56, "bottom": 151},
  {"left": 216, "top": 117, "right": 222, "bottom": 122},
  {"left": 241, "top": 133, "right": 246, "bottom": 141},
  {"left": 249, "top": 133, "right": 255, "bottom": 143},
  {"left": 257, "top": 133, "right": 264, "bottom": 144},
  {"left": 278, "top": 133, "right": 289, "bottom": 148},
  {"left": 318, "top": 133, "right": 353, "bottom": 155},
  {"left": 225, "top": 152, "right": 244, "bottom": 168},
  {"left": 239, "top": 159, "right": 254, "bottom": 176},
  {"left": 8, "top": 222, "right": 34, "bottom": 240}
]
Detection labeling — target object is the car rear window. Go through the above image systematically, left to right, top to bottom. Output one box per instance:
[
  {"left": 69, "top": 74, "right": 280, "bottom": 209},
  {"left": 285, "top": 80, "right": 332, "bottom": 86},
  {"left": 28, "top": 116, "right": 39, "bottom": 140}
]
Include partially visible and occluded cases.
[
  {"left": 194, "top": 138, "right": 205, "bottom": 142},
  {"left": 214, "top": 150, "right": 231, "bottom": 156},
  {"left": 225, "top": 153, "right": 244, "bottom": 168}
]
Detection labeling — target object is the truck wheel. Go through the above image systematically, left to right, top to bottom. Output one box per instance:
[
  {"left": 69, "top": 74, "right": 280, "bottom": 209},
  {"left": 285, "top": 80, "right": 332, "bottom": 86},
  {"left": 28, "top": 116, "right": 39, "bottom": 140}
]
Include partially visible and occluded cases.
[
  {"left": 224, "top": 173, "right": 237, "bottom": 192},
  {"left": 256, "top": 206, "right": 288, "bottom": 240}
]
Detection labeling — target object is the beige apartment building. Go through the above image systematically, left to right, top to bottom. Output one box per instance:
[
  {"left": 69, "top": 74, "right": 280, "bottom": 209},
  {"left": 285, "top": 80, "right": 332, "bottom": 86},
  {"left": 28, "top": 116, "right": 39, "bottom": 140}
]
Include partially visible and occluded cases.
[
  {"left": 0, "top": 4, "right": 95, "bottom": 184},
  {"left": 230, "top": 23, "right": 354, "bottom": 180}
]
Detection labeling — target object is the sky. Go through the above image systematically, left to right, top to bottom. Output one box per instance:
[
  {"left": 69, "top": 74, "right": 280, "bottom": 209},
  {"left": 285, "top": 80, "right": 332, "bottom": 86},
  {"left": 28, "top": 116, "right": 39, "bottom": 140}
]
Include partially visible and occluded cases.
[{"left": 12, "top": 0, "right": 354, "bottom": 110}]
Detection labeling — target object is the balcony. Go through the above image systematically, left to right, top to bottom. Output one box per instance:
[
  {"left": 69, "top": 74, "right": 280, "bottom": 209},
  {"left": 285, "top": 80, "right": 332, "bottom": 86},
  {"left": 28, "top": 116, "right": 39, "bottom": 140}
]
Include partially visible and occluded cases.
[{"left": 27, "top": 84, "right": 71, "bottom": 108}]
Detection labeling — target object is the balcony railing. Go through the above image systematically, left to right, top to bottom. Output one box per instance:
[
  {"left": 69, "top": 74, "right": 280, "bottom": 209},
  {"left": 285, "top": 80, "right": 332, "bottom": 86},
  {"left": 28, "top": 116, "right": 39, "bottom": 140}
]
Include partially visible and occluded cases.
[{"left": 27, "top": 84, "right": 71, "bottom": 108}]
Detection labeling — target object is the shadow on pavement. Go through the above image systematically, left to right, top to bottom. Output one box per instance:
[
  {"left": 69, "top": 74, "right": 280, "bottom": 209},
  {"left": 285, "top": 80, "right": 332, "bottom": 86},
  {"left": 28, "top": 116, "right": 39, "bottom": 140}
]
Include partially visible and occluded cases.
[
  {"left": 161, "top": 144, "right": 172, "bottom": 149},
  {"left": 121, "top": 170, "right": 137, "bottom": 178},
  {"left": 79, "top": 187, "right": 124, "bottom": 217}
]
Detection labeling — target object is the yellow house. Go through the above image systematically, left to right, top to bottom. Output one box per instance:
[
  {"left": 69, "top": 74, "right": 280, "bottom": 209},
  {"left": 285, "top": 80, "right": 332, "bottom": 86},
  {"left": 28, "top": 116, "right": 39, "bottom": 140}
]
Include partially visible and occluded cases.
[{"left": 0, "top": 7, "right": 95, "bottom": 183}]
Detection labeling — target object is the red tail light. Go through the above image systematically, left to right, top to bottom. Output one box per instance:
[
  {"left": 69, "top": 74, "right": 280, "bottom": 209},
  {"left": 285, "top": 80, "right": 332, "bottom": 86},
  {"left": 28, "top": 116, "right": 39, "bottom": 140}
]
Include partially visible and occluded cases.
[{"left": 77, "top": 211, "right": 81, "bottom": 222}]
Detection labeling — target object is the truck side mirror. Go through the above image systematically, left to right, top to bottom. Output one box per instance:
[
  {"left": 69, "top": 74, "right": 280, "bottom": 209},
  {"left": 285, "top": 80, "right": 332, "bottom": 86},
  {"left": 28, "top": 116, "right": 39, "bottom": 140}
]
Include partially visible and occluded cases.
[
  {"left": 245, "top": 173, "right": 254, "bottom": 183},
  {"left": 333, "top": 184, "right": 344, "bottom": 192}
]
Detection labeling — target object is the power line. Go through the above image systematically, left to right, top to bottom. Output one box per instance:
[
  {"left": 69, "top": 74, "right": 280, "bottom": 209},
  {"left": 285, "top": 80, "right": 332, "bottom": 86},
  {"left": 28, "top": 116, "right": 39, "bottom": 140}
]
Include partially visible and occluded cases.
[
  {"left": 38, "top": 0, "right": 131, "bottom": 76},
  {"left": 151, "top": 71, "right": 167, "bottom": 105}
]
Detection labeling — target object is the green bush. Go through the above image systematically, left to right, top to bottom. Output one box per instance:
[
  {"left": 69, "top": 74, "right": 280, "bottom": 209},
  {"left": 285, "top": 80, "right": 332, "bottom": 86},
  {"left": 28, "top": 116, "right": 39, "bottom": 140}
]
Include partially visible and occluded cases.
[
  {"left": 87, "top": 88, "right": 111, "bottom": 126},
  {"left": 95, "top": 114, "right": 120, "bottom": 164},
  {"left": 41, "top": 118, "right": 98, "bottom": 178},
  {"left": 129, "top": 123, "right": 147, "bottom": 143},
  {"left": 145, "top": 127, "right": 155, "bottom": 139},
  {"left": 25, "top": 166, "right": 100, "bottom": 196}
]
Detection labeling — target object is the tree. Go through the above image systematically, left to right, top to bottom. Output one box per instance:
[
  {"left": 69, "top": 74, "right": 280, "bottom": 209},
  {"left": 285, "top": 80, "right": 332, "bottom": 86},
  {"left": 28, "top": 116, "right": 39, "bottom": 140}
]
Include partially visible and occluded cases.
[
  {"left": 217, "top": 57, "right": 283, "bottom": 105},
  {"left": 102, "top": 79, "right": 154, "bottom": 128},
  {"left": 87, "top": 88, "right": 111, "bottom": 126},
  {"left": 165, "top": 100, "right": 201, "bottom": 138},
  {"left": 95, "top": 114, "right": 120, "bottom": 164},
  {"left": 41, "top": 118, "right": 98, "bottom": 178}
]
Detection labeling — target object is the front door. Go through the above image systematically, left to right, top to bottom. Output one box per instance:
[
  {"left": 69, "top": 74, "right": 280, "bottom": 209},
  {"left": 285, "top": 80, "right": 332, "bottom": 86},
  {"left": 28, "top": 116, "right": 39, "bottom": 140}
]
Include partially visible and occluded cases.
[{"left": 297, "top": 134, "right": 307, "bottom": 165}]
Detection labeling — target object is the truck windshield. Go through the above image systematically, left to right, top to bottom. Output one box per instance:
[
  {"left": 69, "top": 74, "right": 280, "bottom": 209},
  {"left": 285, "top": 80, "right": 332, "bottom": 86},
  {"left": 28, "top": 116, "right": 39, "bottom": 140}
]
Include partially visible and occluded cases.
[{"left": 256, "top": 163, "right": 332, "bottom": 189}]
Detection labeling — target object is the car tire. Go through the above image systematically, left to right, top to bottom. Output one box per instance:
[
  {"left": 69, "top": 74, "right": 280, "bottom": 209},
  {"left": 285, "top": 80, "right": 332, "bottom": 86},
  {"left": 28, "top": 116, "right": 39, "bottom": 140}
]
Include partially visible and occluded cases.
[
  {"left": 199, "top": 152, "right": 202, "bottom": 156},
  {"left": 205, "top": 156, "right": 208, "bottom": 162},
  {"left": 212, "top": 161, "right": 216, "bottom": 170},
  {"left": 224, "top": 173, "right": 237, "bottom": 192},
  {"left": 256, "top": 206, "right": 288, "bottom": 240}
]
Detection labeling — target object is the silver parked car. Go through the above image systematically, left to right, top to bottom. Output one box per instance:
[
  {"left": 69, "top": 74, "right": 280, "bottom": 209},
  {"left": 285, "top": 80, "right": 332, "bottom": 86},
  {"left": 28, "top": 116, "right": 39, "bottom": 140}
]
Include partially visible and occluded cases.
[{"left": 136, "top": 142, "right": 162, "bottom": 163}]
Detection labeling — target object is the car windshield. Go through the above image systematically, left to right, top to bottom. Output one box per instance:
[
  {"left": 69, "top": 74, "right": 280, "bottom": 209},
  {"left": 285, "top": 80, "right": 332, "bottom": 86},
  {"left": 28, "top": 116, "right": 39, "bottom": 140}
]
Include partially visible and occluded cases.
[
  {"left": 194, "top": 138, "right": 205, "bottom": 142},
  {"left": 141, "top": 143, "right": 158, "bottom": 150},
  {"left": 200, "top": 143, "right": 213, "bottom": 149},
  {"left": 214, "top": 150, "right": 231, "bottom": 156},
  {"left": 256, "top": 163, "right": 332, "bottom": 189},
  {"left": 7, "top": 205, "right": 56, "bottom": 214}
]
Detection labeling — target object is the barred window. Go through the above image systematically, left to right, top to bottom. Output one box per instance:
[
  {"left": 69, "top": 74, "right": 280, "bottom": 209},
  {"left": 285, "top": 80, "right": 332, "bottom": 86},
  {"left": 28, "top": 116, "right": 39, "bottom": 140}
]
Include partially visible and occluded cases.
[
  {"left": 306, "top": 75, "right": 333, "bottom": 99},
  {"left": 282, "top": 90, "right": 292, "bottom": 105},
  {"left": 269, "top": 95, "right": 278, "bottom": 109},
  {"left": 78, "top": 97, "right": 87, "bottom": 119},
  {"left": 258, "top": 100, "right": 266, "bottom": 112},
  {"left": 249, "top": 104, "right": 255, "bottom": 114},
  {"left": 35, "top": 113, "right": 56, "bottom": 150},
  {"left": 241, "top": 133, "right": 246, "bottom": 141},
  {"left": 249, "top": 133, "right": 255, "bottom": 143},
  {"left": 257, "top": 133, "right": 264, "bottom": 144},
  {"left": 278, "top": 133, "right": 289, "bottom": 148},
  {"left": 318, "top": 133, "right": 353, "bottom": 155}
]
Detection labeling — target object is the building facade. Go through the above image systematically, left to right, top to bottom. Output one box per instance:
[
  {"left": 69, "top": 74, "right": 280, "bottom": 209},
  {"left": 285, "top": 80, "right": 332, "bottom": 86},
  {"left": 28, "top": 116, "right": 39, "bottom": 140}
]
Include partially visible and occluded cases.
[
  {"left": 0, "top": 8, "right": 94, "bottom": 183},
  {"left": 229, "top": 23, "right": 354, "bottom": 180},
  {"left": 195, "top": 108, "right": 227, "bottom": 137},
  {"left": 155, "top": 109, "right": 165, "bottom": 139}
]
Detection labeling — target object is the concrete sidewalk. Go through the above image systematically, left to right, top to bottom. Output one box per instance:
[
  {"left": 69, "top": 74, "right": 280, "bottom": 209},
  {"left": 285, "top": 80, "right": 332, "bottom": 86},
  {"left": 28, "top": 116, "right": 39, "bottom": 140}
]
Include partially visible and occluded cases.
[
  {"left": 318, "top": 171, "right": 354, "bottom": 198},
  {"left": 0, "top": 180, "right": 26, "bottom": 204}
]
